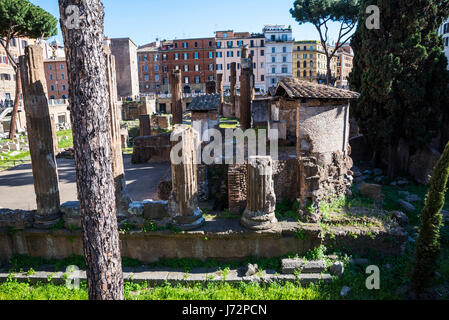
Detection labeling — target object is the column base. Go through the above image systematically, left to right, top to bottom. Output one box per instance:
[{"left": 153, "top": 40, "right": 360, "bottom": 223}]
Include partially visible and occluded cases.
[
  {"left": 171, "top": 208, "right": 205, "bottom": 231},
  {"left": 240, "top": 209, "right": 278, "bottom": 230}
]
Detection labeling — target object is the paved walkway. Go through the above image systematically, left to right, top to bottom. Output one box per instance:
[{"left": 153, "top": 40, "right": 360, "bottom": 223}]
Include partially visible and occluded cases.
[{"left": 0, "top": 156, "right": 170, "bottom": 210}]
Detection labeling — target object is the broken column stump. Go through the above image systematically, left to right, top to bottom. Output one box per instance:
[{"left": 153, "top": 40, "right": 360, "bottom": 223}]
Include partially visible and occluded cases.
[
  {"left": 19, "top": 45, "right": 61, "bottom": 228},
  {"left": 239, "top": 57, "right": 252, "bottom": 130},
  {"left": 230, "top": 62, "right": 237, "bottom": 116},
  {"left": 170, "top": 69, "right": 183, "bottom": 125},
  {"left": 217, "top": 73, "right": 224, "bottom": 116},
  {"left": 139, "top": 114, "right": 151, "bottom": 137},
  {"left": 168, "top": 124, "right": 204, "bottom": 230},
  {"left": 241, "top": 156, "right": 278, "bottom": 230}
]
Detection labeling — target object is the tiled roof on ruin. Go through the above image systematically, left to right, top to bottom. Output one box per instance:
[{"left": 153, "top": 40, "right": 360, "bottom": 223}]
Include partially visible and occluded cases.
[
  {"left": 275, "top": 77, "right": 360, "bottom": 100},
  {"left": 187, "top": 94, "right": 220, "bottom": 112}
]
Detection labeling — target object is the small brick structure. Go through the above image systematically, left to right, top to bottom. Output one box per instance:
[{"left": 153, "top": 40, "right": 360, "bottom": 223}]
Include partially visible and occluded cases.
[
  {"left": 273, "top": 78, "right": 359, "bottom": 222},
  {"left": 131, "top": 133, "right": 171, "bottom": 163}
]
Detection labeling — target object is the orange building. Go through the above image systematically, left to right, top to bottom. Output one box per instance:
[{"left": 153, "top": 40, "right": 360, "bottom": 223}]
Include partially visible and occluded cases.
[{"left": 44, "top": 58, "right": 69, "bottom": 100}]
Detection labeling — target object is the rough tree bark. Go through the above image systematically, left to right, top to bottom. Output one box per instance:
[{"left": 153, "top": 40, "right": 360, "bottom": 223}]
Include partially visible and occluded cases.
[{"left": 58, "top": 0, "right": 124, "bottom": 300}]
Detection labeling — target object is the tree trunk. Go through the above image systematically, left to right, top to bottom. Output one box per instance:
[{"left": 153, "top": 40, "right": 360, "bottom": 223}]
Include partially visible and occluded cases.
[
  {"left": 59, "top": 0, "right": 124, "bottom": 300},
  {"left": 326, "top": 56, "right": 332, "bottom": 86},
  {"left": 9, "top": 66, "right": 21, "bottom": 140}
]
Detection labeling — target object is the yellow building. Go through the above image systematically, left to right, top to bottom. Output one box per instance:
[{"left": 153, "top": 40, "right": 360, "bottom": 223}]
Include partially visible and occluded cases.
[{"left": 292, "top": 40, "right": 338, "bottom": 84}]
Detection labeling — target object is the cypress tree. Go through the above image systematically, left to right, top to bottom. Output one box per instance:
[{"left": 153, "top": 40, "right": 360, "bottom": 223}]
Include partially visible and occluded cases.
[
  {"left": 349, "top": 0, "right": 449, "bottom": 177},
  {"left": 412, "top": 142, "right": 449, "bottom": 295}
]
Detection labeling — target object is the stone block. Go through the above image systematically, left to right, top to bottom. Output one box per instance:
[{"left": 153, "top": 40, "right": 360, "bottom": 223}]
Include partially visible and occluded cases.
[
  {"left": 360, "top": 183, "right": 383, "bottom": 201},
  {"left": 142, "top": 200, "right": 169, "bottom": 220},
  {"left": 61, "top": 201, "right": 81, "bottom": 229},
  {"left": 0, "top": 209, "right": 34, "bottom": 229},
  {"left": 281, "top": 259, "right": 326, "bottom": 274}
]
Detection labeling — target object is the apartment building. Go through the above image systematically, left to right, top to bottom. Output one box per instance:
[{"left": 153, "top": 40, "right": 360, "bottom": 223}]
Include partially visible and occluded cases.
[
  {"left": 263, "top": 25, "right": 293, "bottom": 90},
  {"left": 215, "top": 31, "right": 266, "bottom": 93},
  {"left": 0, "top": 37, "right": 36, "bottom": 103},
  {"left": 157, "top": 38, "right": 216, "bottom": 94},
  {"left": 292, "top": 40, "right": 338, "bottom": 84},
  {"left": 137, "top": 42, "right": 161, "bottom": 94},
  {"left": 335, "top": 44, "right": 354, "bottom": 88},
  {"left": 44, "top": 58, "right": 69, "bottom": 100}
]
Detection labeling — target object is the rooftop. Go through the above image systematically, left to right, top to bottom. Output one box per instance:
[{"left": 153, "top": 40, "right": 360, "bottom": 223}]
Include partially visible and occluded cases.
[
  {"left": 274, "top": 77, "right": 359, "bottom": 100},
  {"left": 187, "top": 94, "right": 220, "bottom": 111}
]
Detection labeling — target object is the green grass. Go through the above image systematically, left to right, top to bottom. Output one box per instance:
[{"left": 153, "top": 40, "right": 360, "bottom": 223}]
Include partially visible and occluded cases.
[{"left": 56, "top": 129, "right": 73, "bottom": 149}]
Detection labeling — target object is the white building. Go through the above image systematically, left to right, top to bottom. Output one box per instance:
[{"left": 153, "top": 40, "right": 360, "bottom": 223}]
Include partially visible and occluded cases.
[
  {"left": 438, "top": 18, "right": 449, "bottom": 70},
  {"left": 263, "top": 25, "right": 293, "bottom": 90}
]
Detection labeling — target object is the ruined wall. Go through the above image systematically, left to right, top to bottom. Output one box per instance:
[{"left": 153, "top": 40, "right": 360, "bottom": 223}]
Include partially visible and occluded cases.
[
  {"left": 277, "top": 99, "right": 299, "bottom": 140},
  {"left": 132, "top": 133, "right": 171, "bottom": 163},
  {"left": 228, "top": 159, "right": 300, "bottom": 214}
]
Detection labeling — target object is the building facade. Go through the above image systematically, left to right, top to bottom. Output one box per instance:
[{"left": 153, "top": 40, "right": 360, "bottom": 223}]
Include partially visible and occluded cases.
[
  {"left": 438, "top": 18, "right": 449, "bottom": 70},
  {"left": 263, "top": 25, "right": 293, "bottom": 90},
  {"left": 215, "top": 31, "right": 266, "bottom": 93},
  {"left": 0, "top": 37, "right": 36, "bottom": 104},
  {"left": 110, "top": 37, "right": 140, "bottom": 99},
  {"left": 158, "top": 38, "right": 216, "bottom": 94},
  {"left": 292, "top": 40, "right": 338, "bottom": 84},
  {"left": 137, "top": 42, "right": 161, "bottom": 95},
  {"left": 335, "top": 44, "right": 354, "bottom": 88},
  {"left": 44, "top": 58, "right": 69, "bottom": 100}
]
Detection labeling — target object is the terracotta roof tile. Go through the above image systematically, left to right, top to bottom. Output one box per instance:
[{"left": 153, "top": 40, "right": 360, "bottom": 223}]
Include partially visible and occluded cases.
[{"left": 275, "top": 77, "right": 359, "bottom": 100}]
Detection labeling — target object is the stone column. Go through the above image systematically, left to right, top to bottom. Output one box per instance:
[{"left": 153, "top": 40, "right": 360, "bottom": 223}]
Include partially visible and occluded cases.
[
  {"left": 19, "top": 45, "right": 61, "bottom": 228},
  {"left": 241, "top": 45, "right": 248, "bottom": 59},
  {"left": 105, "top": 51, "right": 131, "bottom": 212},
  {"left": 249, "top": 53, "right": 255, "bottom": 100},
  {"left": 239, "top": 57, "right": 252, "bottom": 130},
  {"left": 230, "top": 62, "right": 237, "bottom": 116},
  {"left": 170, "top": 69, "right": 183, "bottom": 125},
  {"left": 217, "top": 73, "right": 224, "bottom": 116},
  {"left": 139, "top": 114, "right": 151, "bottom": 136},
  {"left": 50, "top": 117, "right": 59, "bottom": 155},
  {"left": 168, "top": 124, "right": 204, "bottom": 230},
  {"left": 241, "top": 156, "right": 277, "bottom": 230}
]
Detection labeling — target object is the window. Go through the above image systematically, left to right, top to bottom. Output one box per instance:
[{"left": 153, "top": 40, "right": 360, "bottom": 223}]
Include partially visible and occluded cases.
[
  {"left": 223, "top": 33, "right": 227, "bottom": 38},
  {"left": 282, "top": 34, "right": 287, "bottom": 41},
  {"left": 271, "top": 35, "right": 276, "bottom": 41},
  {"left": 10, "top": 38, "right": 16, "bottom": 47},
  {"left": 22, "top": 40, "right": 28, "bottom": 47},
  {"left": 238, "top": 40, "right": 243, "bottom": 47},
  {"left": 250, "top": 40, "right": 254, "bottom": 47},
  {"left": 260, "top": 40, "right": 264, "bottom": 47},
  {"left": 209, "top": 41, "right": 213, "bottom": 47},
  {"left": 227, "top": 41, "right": 233, "bottom": 48},
  {"left": 183, "top": 42, "right": 188, "bottom": 48},
  {"left": 194, "top": 42, "right": 198, "bottom": 48},
  {"left": 217, "top": 42, "right": 222, "bottom": 48},
  {"left": 310, "top": 45, "right": 313, "bottom": 50},
  {"left": 272, "top": 47, "right": 275, "bottom": 54},
  {"left": 283, "top": 47, "right": 287, "bottom": 53},
  {"left": 261, "top": 49, "right": 264, "bottom": 56},
  {"left": 250, "top": 50, "right": 254, "bottom": 56},
  {"left": 227, "top": 51, "right": 233, "bottom": 58},
  {"left": 237, "top": 51, "right": 241, "bottom": 57},
  {"left": 194, "top": 52, "right": 199, "bottom": 59},
  {"left": 209, "top": 52, "right": 213, "bottom": 59},
  {"left": 216, "top": 52, "right": 223, "bottom": 58},
  {"left": 175, "top": 53, "right": 179, "bottom": 60},
  {"left": 184, "top": 53, "right": 188, "bottom": 60},
  {"left": 163, "top": 54, "right": 167, "bottom": 61},
  {"left": 303, "top": 54, "right": 307, "bottom": 59},
  {"left": 310, "top": 54, "right": 313, "bottom": 59},
  {"left": 153, "top": 55, "right": 159, "bottom": 62},
  {"left": 282, "top": 56, "right": 287, "bottom": 63},
  {"left": 271, "top": 57, "right": 275, "bottom": 63},
  {"left": 297, "top": 61, "right": 300, "bottom": 68},
  {"left": 303, "top": 61, "right": 306, "bottom": 68},
  {"left": 310, "top": 61, "right": 313, "bottom": 68},
  {"left": 261, "top": 62, "right": 264, "bottom": 69},
  {"left": 208, "top": 63, "right": 214, "bottom": 71},
  {"left": 253, "top": 63, "right": 256, "bottom": 69},
  {"left": 49, "top": 64, "right": 53, "bottom": 70},
  {"left": 60, "top": 64, "right": 64, "bottom": 70},
  {"left": 194, "top": 64, "right": 200, "bottom": 71},
  {"left": 217, "top": 64, "right": 223, "bottom": 70},
  {"left": 227, "top": 64, "right": 231, "bottom": 70},
  {"left": 144, "top": 65, "right": 149, "bottom": 72},
  {"left": 154, "top": 65, "right": 159, "bottom": 71},
  {"left": 175, "top": 65, "right": 179, "bottom": 70},
  {"left": 184, "top": 65, "right": 189, "bottom": 72},
  {"left": 163, "top": 66, "right": 168, "bottom": 72},
  {"left": 272, "top": 67, "right": 276, "bottom": 74},
  {"left": 282, "top": 67, "right": 288, "bottom": 73},
  {"left": 303, "top": 70, "right": 307, "bottom": 77},
  {"left": 61, "top": 73, "right": 65, "bottom": 80},
  {"left": 50, "top": 74, "right": 53, "bottom": 80},
  {"left": 144, "top": 75, "right": 149, "bottom": 81},
  {"left": 155, "top": 75, "right": 160, "bottom": 81},
  {"left": 208, "top": 75, "right": 214, "bottom": 81},
  {"left": 261, "top": 75, "right": 264, "bottom": 81},
  {"left": 184, "top": 76, "right": 189, "bottom": 83},
  {"left": 194, "top": 76, "right": 200, "bottom": 83},
  {"left": 271, "top": 78, "right": 276, "bottom": 84},
  {"left": 62, "top": 84, "right": 66, "bottom": 91},
  {"left": 50, "top": 85, "right": 55, "bottom": 91}
]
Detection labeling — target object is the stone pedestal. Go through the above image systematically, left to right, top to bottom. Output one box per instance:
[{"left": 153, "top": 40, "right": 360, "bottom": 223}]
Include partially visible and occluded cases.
[
  {"left": 139, "top": 114, "right": 151, "bottom": 136},
  {"left": 168, "top": 125, "right": 204, "bottom": 230},
  {"left": 241, "top": 156, "right": 277, "bottom": 230}
]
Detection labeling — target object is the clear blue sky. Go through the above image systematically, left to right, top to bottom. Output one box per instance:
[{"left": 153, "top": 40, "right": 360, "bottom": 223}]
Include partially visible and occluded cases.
[{"left": 32, "top": 0, "right": 350, "bottom": 46}]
